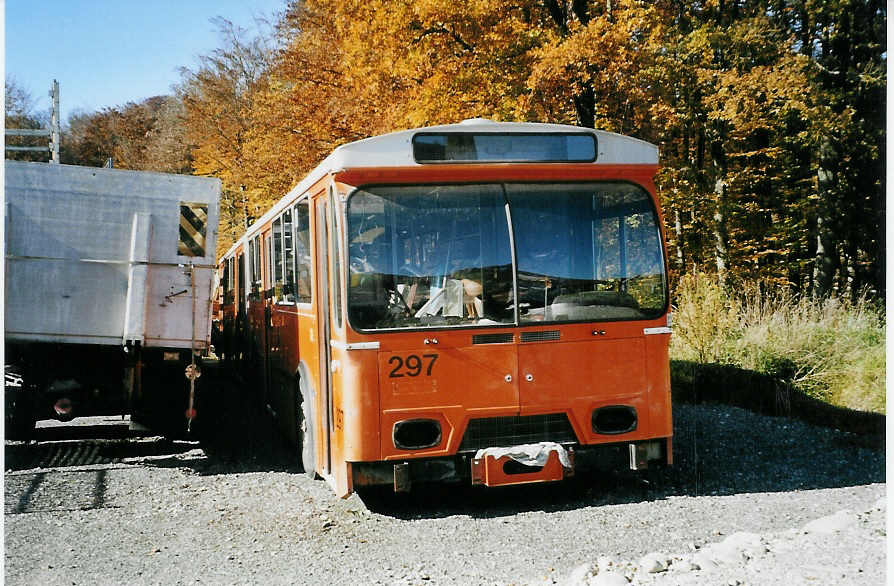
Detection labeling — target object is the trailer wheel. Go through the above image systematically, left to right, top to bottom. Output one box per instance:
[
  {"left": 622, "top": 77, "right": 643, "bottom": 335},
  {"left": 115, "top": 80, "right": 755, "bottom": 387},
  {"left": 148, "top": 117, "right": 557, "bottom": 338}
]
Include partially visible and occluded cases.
[
  {"left": 5, "top": 365, "right": 36, "bottom": 441},
  {"left": 297, "top": 376, "right": 317, "bottom": 479}
]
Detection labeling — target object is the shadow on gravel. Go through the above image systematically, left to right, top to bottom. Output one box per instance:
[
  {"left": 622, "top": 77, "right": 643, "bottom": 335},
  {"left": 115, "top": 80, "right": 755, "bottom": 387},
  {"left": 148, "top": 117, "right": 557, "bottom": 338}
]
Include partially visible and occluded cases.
[
  {"left": 671, "top": 360, "right": 885, "bottom": 446},
  {"left": 117, "top": 361, "right": 884, "bottom": 519},
  {"left": 150, "top": 363, "right": 300, "bottom": 476},
  {"left": 4, "top": 364, "right": 299, "bottom": 476},
  {"left": 662, "top": 402, "right": 884, "bottom": 496},
  {"left": 29, "top": 421, "right": 136, "bottom": 442},
  {"left": 5, "top": 437, "right": 197, "bottom": 471},
  {"left": 356, "top": 470, "right": 661, "bottom": 519}
]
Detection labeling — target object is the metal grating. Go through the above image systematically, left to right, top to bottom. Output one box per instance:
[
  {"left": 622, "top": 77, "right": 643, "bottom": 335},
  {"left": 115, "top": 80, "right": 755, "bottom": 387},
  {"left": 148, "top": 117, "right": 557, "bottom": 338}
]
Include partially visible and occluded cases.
[
  {"left": 520, "top": 330, "right": 561, "bottom": 342},
  {"left": 472, "top": 333, "right": 514, "bottom": 345},
  {"left": 458, "top": 413, "right": 577, "bottom": 452}
]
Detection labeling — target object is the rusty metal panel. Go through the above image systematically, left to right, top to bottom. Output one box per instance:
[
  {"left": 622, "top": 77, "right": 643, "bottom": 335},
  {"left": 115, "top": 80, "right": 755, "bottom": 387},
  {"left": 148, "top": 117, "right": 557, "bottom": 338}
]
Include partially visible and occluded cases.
[{"left": 5, "top": 160, "right": 220, "bottom": 349}]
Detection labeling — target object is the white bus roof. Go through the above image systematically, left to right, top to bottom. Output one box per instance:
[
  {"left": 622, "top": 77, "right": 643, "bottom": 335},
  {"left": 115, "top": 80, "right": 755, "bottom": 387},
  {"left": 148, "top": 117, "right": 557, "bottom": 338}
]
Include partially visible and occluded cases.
[{"left": 222, "top": 120, "right": 658, "bottom": 259}]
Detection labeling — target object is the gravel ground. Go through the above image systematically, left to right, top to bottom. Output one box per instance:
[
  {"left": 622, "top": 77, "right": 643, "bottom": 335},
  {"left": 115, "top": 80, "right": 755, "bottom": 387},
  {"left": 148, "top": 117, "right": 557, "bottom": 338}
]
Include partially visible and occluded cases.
[{"left": 4, "top": 403, "right": 886, "bottom": 585}]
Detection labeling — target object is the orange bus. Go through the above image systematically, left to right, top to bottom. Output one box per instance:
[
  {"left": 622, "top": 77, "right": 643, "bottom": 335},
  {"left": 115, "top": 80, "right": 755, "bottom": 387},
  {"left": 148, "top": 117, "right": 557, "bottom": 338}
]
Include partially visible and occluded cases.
[{"left": 217, "top": 120, "right": 672, "bottom": 497}]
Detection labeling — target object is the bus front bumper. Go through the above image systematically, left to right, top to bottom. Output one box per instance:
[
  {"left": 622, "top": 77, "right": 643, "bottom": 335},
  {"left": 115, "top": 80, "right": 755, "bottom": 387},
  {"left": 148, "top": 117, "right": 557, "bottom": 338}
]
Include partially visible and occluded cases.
[{"left": 351, "top": 437, "right": 671, "bottom": 492}]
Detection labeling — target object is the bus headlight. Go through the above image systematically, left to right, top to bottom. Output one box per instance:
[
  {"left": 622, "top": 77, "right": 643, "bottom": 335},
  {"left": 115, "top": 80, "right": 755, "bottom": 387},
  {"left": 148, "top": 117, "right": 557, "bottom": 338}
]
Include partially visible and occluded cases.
[{"left": 393, "top": 419, "right": 442, "bottom": 450}]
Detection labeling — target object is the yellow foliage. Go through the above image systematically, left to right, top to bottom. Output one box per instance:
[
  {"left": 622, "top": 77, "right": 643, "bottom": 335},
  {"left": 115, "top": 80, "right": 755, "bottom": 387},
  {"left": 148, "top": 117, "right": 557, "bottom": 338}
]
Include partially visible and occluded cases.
[{"left": 177, "top": 0, "right": 884, "bottom": 299}]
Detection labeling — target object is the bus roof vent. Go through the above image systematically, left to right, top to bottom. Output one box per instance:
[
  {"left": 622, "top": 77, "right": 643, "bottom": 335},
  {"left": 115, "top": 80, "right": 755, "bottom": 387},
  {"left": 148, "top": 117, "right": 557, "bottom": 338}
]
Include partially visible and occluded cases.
[{"left": 459, "top": 118, "right": 495, "bottom": 125}]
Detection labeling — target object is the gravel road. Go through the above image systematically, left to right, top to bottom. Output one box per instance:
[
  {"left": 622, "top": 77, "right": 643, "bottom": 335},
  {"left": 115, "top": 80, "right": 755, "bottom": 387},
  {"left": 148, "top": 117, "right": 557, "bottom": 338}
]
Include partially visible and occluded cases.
[{"left": 4, "top": 403, "right": 886, "bottom": 585}]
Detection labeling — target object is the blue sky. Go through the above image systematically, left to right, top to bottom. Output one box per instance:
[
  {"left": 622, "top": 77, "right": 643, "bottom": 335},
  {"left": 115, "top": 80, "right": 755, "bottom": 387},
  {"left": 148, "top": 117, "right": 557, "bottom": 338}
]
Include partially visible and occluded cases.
[{"left": 5, "top": 0, "right": 285, "bottom": 123}]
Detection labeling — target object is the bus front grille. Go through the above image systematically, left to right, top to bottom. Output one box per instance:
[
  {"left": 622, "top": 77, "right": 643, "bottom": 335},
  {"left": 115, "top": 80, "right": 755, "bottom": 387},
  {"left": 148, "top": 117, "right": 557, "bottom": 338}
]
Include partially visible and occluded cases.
[
  {"left": 521, "top": 330, "right": 561, "bottom": 342},
  {"left": 472, "top": 333, "right": 514, "bottom": 344},
  {"left": 458, "top": 414, "right": 577, "bottom": 452}
]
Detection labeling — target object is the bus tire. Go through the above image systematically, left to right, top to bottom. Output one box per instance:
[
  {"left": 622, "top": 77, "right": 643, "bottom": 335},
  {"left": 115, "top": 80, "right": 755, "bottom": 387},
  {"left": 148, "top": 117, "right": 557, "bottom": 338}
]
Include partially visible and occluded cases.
[{"left": 298, "top": 376, "right": 317, "bottom": 479}]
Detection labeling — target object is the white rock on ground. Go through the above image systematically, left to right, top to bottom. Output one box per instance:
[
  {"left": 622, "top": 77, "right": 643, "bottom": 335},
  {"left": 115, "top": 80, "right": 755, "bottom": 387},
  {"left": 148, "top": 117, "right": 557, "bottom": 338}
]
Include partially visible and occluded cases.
[
  {"left": 560, "top": 498, "right": 886, "bottom": 585},
  {"left": 802, "top": 509, "right": 857, "bottom": 534},
  {"left": 589, "top": 571, "right": 630, "bottom": 586}
]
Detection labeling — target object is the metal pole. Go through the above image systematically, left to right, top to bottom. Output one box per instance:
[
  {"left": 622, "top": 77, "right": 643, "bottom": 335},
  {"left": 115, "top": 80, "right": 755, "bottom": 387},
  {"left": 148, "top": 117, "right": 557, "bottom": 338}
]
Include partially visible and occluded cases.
[
  {"left": 50, "top": 80, "right": 60, "bottom": 163},
  {"left": 5, "top": 129, "right": 51, "bottom": 136},
  {"left": 5, "top": 146, "right": 51, "bottom": 152},
  {"left": 186, "top": 261, "right": 199, "bottom": 433}
]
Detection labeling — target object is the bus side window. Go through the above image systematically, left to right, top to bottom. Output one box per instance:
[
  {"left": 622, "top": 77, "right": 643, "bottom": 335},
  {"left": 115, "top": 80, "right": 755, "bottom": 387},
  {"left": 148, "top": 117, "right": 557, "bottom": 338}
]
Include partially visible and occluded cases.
[
  {"left": 329, "top": 187, "right": 343, "bottom": 328},
  {"left": 294, "top": 201, "right": 312, "bottom": 304},
  {"left": 282, "top": 208, "right": 295, "bottom": 303},
  {"left": 273, "top": 217, "right": 284, "bottom": 301},
  {"left": 264, "top": 234, "right": 273, "bottom": 299},
  {"left": 252, "top": 235, "right": 262, "bottom": 297},
  {"left": 248, "top": 238, "right": 257, "bottom": 301},
  {"left": 237, "top": 252, "right": 246, "bottom": 313},
  {"left": 227, "top": 257, "right": 235, "bottom": 304},
  {"left": 222, "top": 258, "right": 230, "bottom": 304}
]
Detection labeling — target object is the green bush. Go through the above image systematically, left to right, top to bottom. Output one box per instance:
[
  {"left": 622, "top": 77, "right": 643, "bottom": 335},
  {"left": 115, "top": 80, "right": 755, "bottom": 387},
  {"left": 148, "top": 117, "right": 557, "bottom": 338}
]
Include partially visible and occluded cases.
[{"left": 670, "top": 273, "right": 886, "bottom": 414}]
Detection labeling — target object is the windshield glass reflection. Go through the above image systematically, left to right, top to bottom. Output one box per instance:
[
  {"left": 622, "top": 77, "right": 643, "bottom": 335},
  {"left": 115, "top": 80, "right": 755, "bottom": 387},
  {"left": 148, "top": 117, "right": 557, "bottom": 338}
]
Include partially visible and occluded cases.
[
  {"left": 346, "top": 182, "right": 666, "bottom": 331},
  {"left": 506, "top": 183, "right": 666, "bottom": 323},
  {"left": 347, "top": 185, "right": 513, "bottom": 330}
]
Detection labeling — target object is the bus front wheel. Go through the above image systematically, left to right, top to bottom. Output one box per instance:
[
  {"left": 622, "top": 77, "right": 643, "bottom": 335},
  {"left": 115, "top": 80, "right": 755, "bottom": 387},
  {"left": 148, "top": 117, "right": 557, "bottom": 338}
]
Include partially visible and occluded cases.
[{"left": 297, "top": 376, "right": 317, "bottom": 479}]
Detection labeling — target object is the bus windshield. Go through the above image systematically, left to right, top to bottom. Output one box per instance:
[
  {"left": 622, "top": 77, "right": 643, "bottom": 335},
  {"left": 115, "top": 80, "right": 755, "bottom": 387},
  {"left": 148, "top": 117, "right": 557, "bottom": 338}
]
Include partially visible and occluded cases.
[{"left": 346, "top": 182, "right": 666, "bottom": 331}]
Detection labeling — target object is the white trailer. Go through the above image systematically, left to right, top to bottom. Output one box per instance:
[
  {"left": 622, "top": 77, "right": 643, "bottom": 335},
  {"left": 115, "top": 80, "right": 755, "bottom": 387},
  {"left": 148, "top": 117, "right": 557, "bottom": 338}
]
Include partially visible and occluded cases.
[{"left": 5, "top": 160, "right": 221, "bottom": 437}]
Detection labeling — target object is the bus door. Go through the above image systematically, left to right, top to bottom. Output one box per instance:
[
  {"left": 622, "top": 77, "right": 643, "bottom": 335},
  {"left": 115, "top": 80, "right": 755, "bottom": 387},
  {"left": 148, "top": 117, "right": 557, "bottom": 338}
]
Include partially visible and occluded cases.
[
  {"left": 313, "top": 196, "right": 334, "bottom": 475},
  {"left": 262, "top": 233, "right": 274, "bottom": 409},
  {"left": 233, "top": 252, "right": 244, "bottom": 363},
  {"left": 237, "top": 252, "right": 246, "bottom": 319}
]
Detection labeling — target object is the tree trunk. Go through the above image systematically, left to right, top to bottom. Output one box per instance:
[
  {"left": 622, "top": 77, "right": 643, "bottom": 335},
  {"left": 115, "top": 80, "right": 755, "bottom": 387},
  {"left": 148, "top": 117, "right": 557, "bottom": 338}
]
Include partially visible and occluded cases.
[
  {"left": 544, "top": 0, "right": 567, "bottom": 34},
  {"left": 545, "top": 0, "right": 596, "bottom": 128},
  {"left": 572, "top": 0, "right": 590, "bottom": 25},
  {"left": 573, "top": 85, "right": 596, "bottom": 128},
  {"left": 711, "top": 137, "right": 730, "bottom": 288},
  {"left": 812, "top": 138, "right": 837, "bottom": 297},
  {"left": 713, "top": 177, "right": 729, "bottom": 288},
  {"left": 873, "top": 186, "right": 885, "bottom": 298},
  {"left": 674, "top": 208, "right": 684, "bottom": 270},
  {"left": 845, "top": 239, "right": 858, "bottom": 301}
]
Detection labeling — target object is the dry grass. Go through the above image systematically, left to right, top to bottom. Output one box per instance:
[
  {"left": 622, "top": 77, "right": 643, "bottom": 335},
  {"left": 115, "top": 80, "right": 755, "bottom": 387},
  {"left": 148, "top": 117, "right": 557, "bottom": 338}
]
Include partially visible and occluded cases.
[{"left": 670, "top": 273, "right": 886, "bottom": 414}]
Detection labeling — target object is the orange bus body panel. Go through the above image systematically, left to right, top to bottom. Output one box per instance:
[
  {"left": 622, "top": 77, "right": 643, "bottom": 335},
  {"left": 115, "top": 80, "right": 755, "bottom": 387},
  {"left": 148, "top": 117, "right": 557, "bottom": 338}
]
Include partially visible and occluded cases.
[{"left": 334, "top": 163, "right": 658, "bottom": 186}]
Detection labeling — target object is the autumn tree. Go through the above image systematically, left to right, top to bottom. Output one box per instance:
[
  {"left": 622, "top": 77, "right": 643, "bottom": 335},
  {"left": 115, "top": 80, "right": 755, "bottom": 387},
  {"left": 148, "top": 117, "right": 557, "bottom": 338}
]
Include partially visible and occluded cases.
[
  {"left": 177, "top": 0, "right": 883, "bottom": 296},
  {"left": 800, "top": 0, "right": 885, "bottom": 298},
  {"left": 657, "top": 3, "right": 817, "bottom": 288},
  {"left": 177, "top": 17, "right": 279, "bottom": 253},
  {"left": 4, "top": 76, "right": 50, "bottom": 162},
  {"left": 62, "top": 96, "right": 191, "bottom": 172},
  {"left": 138, "top": 97, "right": 193, "bottom": 174},
  {"left": 63, "top": 107, "right": 116, "bottom": 167}
]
